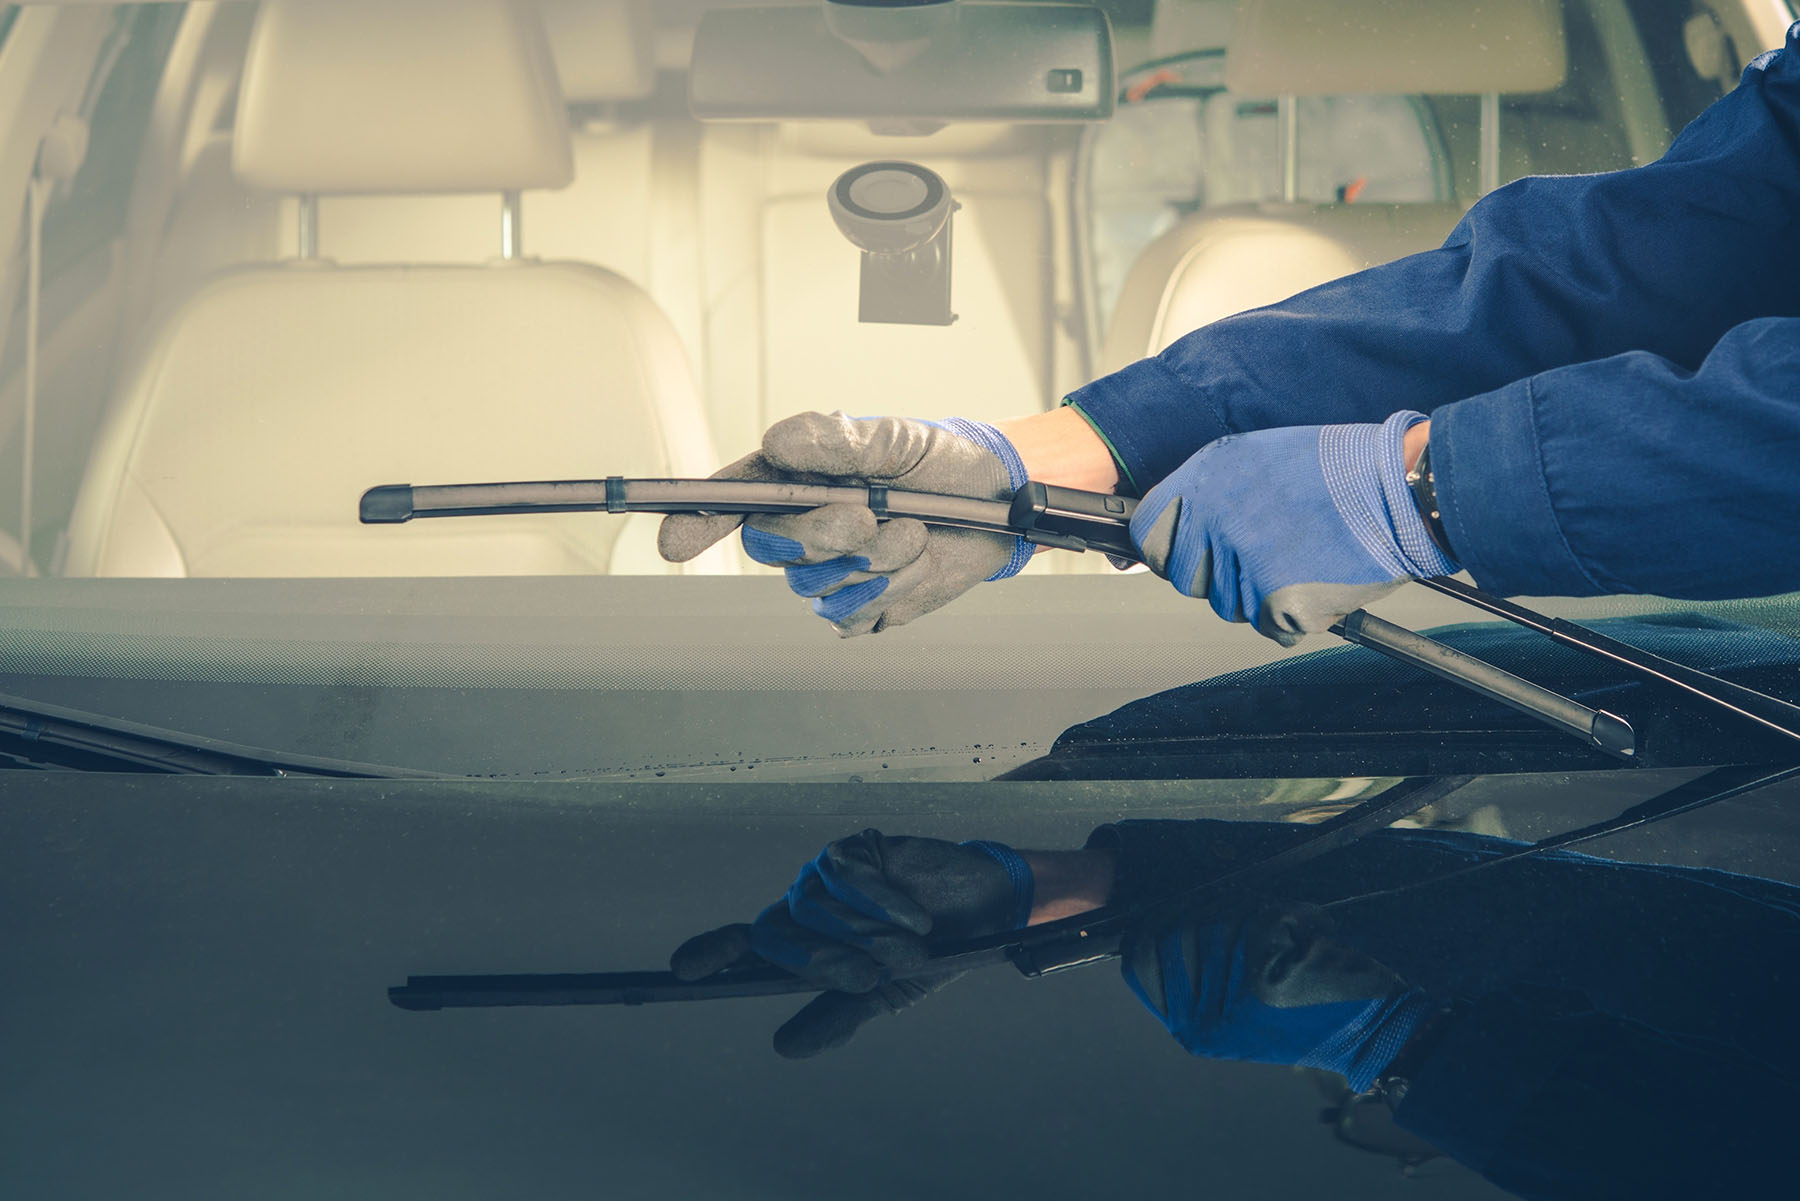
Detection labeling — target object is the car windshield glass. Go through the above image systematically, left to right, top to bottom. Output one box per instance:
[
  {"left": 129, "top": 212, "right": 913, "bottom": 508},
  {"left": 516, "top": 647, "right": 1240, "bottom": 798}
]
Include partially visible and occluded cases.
[{"left": 2, "top": 2, "right": 1799, "bottom": 1199}]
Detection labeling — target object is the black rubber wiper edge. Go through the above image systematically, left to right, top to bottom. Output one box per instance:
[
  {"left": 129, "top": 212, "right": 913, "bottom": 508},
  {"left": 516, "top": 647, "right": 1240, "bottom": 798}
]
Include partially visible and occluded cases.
[{"left": 0, "top": 690, "right": 449, "bottom": 778}]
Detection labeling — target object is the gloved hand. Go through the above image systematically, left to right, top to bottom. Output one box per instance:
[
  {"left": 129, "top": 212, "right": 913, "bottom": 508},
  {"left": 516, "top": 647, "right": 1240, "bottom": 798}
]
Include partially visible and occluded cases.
[
  {"left": 1130, "top": 410, "right": 1458, "bottom": 646},
  {"left": 657, "top": 412, "right": 1034, "bottom": 636},
  {"left": 670, "top": 829, "right": 1035, "bottom": 1058},
  {"left": 1122, "top": 901, "right": 1431, "bottom": 1093}
]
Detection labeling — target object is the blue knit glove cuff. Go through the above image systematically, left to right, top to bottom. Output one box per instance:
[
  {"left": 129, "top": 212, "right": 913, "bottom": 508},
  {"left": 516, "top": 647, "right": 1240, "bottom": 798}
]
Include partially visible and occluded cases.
[
  {"left": 1322, "top": 411, "right": 1458, "bottom": 579},
  {"left": 932, "top": 418, "right": 1035, "bottom": 581},
  {"left": 962, "top": 840, "right": 1035, "bottom": 930},
  {"left": 1299, "top": 986, "right": 1435, "bottom": 1094}
]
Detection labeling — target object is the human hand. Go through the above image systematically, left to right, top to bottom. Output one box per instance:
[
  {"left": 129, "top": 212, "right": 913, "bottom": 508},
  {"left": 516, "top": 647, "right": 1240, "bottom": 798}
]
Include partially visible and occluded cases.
[
  {"left": 1130, "top": 411, "right": 1457, "bottom": 645},
  {"left": 657, "top": 412, "right": 1032, "bottom": 635},
  {"left": 669, "top": 830, "right": 1034, "bottom": 1057},
  {"left": 1122, "top": 900, "right": 1430, "bottom": 1093}
]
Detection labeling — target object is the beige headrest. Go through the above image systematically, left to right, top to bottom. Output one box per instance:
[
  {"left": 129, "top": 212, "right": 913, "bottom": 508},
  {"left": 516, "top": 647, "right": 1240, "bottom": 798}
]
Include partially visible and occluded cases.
[
  {"left": 234, "top": 0, "right": 574, "bottom": 195},
  {"left": 542, "top": 0, "right": 656, "bottom": 104},
  {"left": 1225, "top": 0, "right": 1567, "bottom": 96}
]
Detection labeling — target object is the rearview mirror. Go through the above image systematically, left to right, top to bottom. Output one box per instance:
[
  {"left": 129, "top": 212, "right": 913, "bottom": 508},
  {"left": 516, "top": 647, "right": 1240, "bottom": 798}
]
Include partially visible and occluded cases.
[{"left": 688, "top": 0, "right": 1115, "bottom": 133}]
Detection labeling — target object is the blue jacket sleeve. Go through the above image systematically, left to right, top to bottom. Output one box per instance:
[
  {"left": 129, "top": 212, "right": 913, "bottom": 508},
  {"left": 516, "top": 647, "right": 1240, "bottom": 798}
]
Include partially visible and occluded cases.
[
  {"left": 1068, "top": 26, "right": 1800, "bottom": 594},
  {"left": 1432, "top": 318, "right": 1800, "bottom": 598}
]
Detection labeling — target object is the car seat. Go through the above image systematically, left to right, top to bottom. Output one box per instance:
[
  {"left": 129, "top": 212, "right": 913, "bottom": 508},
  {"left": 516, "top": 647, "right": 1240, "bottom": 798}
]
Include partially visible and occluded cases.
[
  {"left": 64, "top": 0, "right": 721, "bottom": 578},
  {"left": 1099, "top": 0, "right": 1567, "bottom": 373}
]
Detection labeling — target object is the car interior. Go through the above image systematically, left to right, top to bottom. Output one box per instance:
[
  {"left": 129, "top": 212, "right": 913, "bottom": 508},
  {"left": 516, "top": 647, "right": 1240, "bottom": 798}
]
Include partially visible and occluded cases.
[{"left": 0, "top": 0, "right": 1767, "bottom": 583}]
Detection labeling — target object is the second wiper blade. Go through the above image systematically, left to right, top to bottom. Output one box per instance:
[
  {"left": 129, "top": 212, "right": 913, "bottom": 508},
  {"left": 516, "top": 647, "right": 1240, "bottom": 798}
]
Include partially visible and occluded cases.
[{"left": 0, "top": 689, "right": 445, "bottom": 778}]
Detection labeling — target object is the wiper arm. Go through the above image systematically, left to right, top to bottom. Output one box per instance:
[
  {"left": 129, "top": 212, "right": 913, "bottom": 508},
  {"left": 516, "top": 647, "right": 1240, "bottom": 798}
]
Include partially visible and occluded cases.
[
  {"left": 1416, "top": 576, "right": 1800, "bottom": 746},
  {"left": 0, "top": 689, "right": 445, "bottom": 778}
]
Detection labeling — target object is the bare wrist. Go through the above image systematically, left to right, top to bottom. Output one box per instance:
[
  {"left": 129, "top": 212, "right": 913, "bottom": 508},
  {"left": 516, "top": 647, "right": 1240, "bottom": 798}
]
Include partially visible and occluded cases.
[
  {"left": 995, "top": 408, "right": 1121, "bottom": 494},
  {"left": 1020, "top": 848, "right": 1117, "bottom": 924}
]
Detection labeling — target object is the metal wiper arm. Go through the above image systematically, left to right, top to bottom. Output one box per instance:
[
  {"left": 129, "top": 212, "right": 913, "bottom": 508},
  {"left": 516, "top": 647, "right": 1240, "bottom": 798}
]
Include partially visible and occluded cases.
[{"left": 1417, "top": 576, "right": 1800, "bottom": 745}]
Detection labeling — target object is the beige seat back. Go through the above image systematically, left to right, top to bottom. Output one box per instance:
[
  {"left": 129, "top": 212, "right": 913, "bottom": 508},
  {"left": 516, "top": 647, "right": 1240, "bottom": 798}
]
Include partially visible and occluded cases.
[
  {"left": 67, "top": 0, "right": 719, "bottom": 578},
  {"left": 1102, "top": 0, "right": 1566, "bottom": 371}
]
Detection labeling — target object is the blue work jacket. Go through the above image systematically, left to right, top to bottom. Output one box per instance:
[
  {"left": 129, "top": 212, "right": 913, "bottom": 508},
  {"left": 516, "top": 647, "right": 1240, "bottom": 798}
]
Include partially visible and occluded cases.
[
  {"left": 1069, "top": 25, "right": 1800, "bottom": 602},
  {"left": 1093, "top": 819, "right": 1799, "bottom": 1198}
]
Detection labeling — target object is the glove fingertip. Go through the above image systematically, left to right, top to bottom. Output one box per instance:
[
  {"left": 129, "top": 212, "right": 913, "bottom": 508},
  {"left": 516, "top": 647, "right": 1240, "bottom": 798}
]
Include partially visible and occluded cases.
[
  {"left": 658, "top": 513, "right": 742, "bottom": 564},
  {"left": 669, "top": 923, "right": 754, "bottom": 980},
  {"left": 772, "top": 991, "right": 879, "bottom": 1059}
]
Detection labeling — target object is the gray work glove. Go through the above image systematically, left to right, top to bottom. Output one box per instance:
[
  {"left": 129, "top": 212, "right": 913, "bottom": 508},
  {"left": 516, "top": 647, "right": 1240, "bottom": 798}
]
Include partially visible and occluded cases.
[
  {"left": 657, "top": 412, "right": 1033, "bottom": 635},
  {"left": 670, "top": 830, "right": 1036, "bottom": 1058}
]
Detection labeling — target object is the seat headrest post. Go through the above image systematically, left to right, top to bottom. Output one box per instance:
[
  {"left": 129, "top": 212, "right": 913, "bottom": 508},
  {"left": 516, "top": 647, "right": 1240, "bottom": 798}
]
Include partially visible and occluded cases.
[
  {"left": 1479, "top": 93, "right": 1501, "bottom": 196},
  {"left": 1277, "top": 94, "right": 1298, "bottom": 203},
  {"left": 501, "top": 191, "right": 523, "bottom": 260},
  {"left": 297, "top": 193, "right": 319, "bottom": 259}
]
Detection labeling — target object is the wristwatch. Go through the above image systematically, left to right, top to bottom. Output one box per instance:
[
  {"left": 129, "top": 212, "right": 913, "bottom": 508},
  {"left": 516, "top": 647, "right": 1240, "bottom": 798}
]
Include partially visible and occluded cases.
[{"left": 1404, "top": 441, "right": 1454, "bottom": 557}]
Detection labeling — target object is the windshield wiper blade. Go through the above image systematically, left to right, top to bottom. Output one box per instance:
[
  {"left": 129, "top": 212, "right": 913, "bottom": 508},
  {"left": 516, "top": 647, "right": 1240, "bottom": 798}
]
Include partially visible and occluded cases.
[
  {"left": 360, "top": 477, "right": 1660, "bottom": 759},
  {"left": 361, "top": 477, "right": 1141, "bottom": 561},
  {"left": 0, "top": 689, "right": 446, "bottom": 778},
  {"left": 388, "top": 773, "right": 1473, "bottom": 1010}
]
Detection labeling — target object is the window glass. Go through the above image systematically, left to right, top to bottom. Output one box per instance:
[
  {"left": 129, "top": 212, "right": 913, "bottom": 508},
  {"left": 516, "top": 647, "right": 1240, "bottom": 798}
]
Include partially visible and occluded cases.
[{"left": 1, "top": 5, "right": 1798, "bottom": 1200}]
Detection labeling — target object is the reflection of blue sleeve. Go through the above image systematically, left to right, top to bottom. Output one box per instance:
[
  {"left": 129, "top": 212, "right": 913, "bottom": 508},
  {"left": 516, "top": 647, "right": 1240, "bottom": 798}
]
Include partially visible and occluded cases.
[
  {"left": 1068, "top": 26, "right": 1800, "bottom": 600},
  {"left": 1088, "top": 819, "right": 1800, "bottom": 1197},
  {"left": 1396, "top": 990, "right": 1794, "bottom": 1201}
]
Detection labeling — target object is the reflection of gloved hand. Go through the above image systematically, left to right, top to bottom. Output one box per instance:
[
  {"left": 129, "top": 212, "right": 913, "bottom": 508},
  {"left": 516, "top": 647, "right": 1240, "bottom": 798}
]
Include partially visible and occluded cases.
[
  {"left": 1130, "top": 411, "right": 1457, "bottom": 646},
  {"left": 657, "top": 412, "right": 1033, "bottom": 636},
  {"left": 670, "top": 829, "right": 1034, "bottom": 1058},
  {"left": 1122, "top": 901, "right": 1431, "bottom": 1093}
]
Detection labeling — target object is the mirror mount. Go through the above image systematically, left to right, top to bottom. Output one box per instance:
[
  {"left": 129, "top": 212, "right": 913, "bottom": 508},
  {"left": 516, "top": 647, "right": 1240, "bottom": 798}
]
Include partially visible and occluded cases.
[
  {"left": 824, "top": 0, "right": 960, "bottom": 76},
  {"left": 829, "top": 161, "right": 959, "bottom": 326}
]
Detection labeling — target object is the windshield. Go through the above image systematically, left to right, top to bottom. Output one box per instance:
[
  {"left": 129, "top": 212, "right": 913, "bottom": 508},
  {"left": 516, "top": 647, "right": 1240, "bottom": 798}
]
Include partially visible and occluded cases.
[
  {"left": 0, "top": 0, "right": 1792, "bottom": 780},
  {"left": 2, "top": 4, "right": 1799, "bottom": 1199}
]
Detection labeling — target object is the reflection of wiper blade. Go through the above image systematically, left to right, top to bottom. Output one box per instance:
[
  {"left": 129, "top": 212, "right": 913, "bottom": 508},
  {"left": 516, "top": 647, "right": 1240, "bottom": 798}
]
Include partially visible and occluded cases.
[
  {"left": 0, "top": 690, "right": 445, "bottom": 778},
  {"left": 392, "top": 757, "right": 1800, "bottom": 1013},
  {"left": 1324, "top": 759, "right": 1800, "bottom": 911},
  {"left": 389, "top": 774, "right": 1472, "bottom": 1010}
]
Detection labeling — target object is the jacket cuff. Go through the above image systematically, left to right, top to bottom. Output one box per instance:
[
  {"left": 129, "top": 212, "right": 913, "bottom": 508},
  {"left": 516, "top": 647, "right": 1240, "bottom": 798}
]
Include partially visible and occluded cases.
[
  {"left": 1064, "top": 356, "right": 1231, "bottom": 493},
  {"left": 1430, "top": 381, "right": 1605, "bottom": 598}
]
